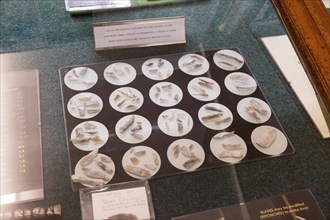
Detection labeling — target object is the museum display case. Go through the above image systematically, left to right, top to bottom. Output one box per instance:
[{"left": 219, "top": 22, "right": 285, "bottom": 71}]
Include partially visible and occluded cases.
[{"left": 1, "top": 0, "right": 329, "bottom": 219}]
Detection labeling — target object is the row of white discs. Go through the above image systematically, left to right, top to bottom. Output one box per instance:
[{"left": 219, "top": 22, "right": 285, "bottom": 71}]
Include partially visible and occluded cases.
[
  {"left": 64, "top": 49, "right": 246, "bottom": 91},
  {"left": 67, "top": 74, "right": 258, "bottom": 119},
  {"left": 70, "top": 98, "right": 272, "bottom": 151},
  {"left": 74, "top": 125, "right": 287, "bottom": 187}
]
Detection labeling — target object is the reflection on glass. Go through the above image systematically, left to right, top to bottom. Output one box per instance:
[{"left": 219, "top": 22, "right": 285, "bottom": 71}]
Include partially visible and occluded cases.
[{"left": 0, "top": 70, "right": 44, "bottom": 205}]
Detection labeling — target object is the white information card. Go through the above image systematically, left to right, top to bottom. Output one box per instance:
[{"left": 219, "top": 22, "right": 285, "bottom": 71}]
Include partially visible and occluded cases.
[
  {"left": 93, "top": 16, "right": 186, "bottom": 50},
  {"left": 261, "top": 35, "right": 330, "bottom": 139},
  {"left": 92, "top": 186, "right": 150, "bottom": 219}
]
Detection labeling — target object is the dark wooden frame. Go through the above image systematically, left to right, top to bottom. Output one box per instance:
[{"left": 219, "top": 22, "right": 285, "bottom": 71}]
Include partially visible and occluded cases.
[{"left": 271, "top": 0, "right": 330, "bottom": 118}]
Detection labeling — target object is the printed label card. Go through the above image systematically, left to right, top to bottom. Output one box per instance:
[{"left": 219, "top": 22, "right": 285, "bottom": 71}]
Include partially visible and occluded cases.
[
  {"left": 93, "top": 16, "right": 186, "bottom": 50},
  {"left": 80, "top": 181, "right": 154, "bottom": 220},
  {"left": 92, "top": 187, "right": 150, "bottom": 219},
  {"left": 172, "top": 189, "right": 326, "bottom": 220}
]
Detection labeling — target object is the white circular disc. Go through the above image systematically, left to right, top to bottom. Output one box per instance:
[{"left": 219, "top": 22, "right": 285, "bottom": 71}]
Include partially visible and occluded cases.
[
  {"left": 213, "top": 49, "right": 245, "bottom": 71},
  {"left": 178, "top": 54, "right": 209, "bottom": 76},
  {"left": 141, "top": 58, "right": 174, "bottom": 80},
  {"left": 104, "top": 62, "right": 137, "bottom": 86},
  {"left": 64, "top": 67, "right": 98, "bottom": 91},
  {"left": 224, "top": 72, "right": 257, "bottom": 96},
  {"left": 187, "top": 77, "right": 221, "bottom": 101},
  {"left": 149, "top": 82, "right": 183, "bottom": 107},
  {"left": 109, "top": 87, "right": 144, "bottom": 113},
  {"left": 67, "top": 92, "right": 103, "bottom": 119},
  {"left": 237, "top": 97, "right": 271, "bottom": 124},
  {"left": 198, "top": 103, "right": 233, "bottom": 130},
  {"left": 157, "top": 109, "right": 193, "bottom": 137},
  {"left": 115, "top": 115, "right": 152, "bottom": 144},
  {"left": 70, "top": 121, "right": 109, "bottom": 151},
  {"left": 251, "top": 125, "right": 288, "bottom": 155},
  {"left": 210, "top": 132, "right": 247, "bottom": 163},
  {"left": 167, "top": 139, "right": 205, "bottom": 171},
  {"left": 122, "top": 146, "right": 161, "bottom": 179},
  {"left": 74, "top": 153, "right": 115, "bottom": 187}
]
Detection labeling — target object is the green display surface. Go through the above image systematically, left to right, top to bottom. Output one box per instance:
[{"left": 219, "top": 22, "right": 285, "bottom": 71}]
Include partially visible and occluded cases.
[{"left": 0, "top": 1, "right": 329, "bottom": 219}]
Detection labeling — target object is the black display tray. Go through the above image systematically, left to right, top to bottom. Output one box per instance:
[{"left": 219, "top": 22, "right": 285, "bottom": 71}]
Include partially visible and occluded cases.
[{"left": 59, "top": 48, "right": 294, "bottom": 192}]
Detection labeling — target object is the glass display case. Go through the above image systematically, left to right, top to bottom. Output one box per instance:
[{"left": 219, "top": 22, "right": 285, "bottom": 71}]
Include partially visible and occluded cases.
[{"left": 1, "top": 0, "right": 329, "bottom": 219}]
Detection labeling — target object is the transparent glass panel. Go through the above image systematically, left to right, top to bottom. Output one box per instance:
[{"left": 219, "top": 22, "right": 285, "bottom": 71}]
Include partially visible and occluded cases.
[{"left": 1, "top": 1, "right": 329, "bottom": 219}]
